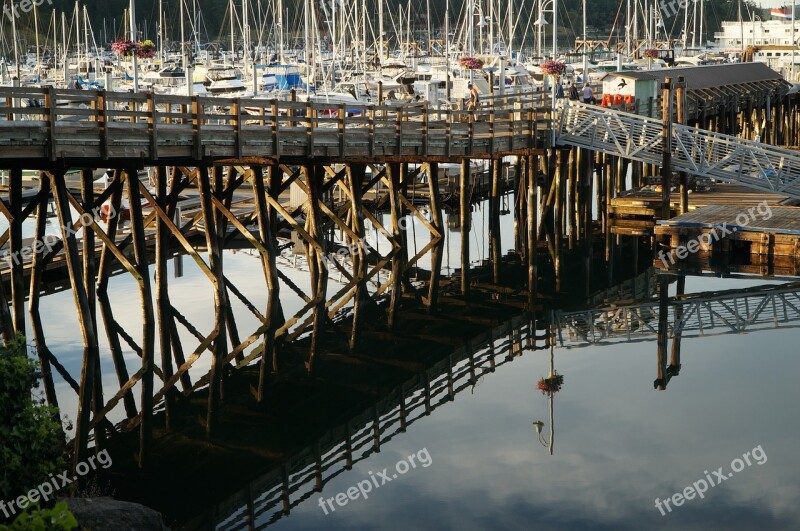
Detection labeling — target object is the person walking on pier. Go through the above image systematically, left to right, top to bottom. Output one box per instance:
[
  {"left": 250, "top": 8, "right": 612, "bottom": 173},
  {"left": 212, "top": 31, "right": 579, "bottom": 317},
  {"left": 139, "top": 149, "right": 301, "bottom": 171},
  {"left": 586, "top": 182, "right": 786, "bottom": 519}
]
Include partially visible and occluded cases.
[
  {"left": 568, "top": 82, "right": 579, "bottom": 101},
  {"left": 467, "top": 83, "right": 480, "bottom": 111},
  {"left": 582, "top": 83, "right": 596, "bottom": 104}
]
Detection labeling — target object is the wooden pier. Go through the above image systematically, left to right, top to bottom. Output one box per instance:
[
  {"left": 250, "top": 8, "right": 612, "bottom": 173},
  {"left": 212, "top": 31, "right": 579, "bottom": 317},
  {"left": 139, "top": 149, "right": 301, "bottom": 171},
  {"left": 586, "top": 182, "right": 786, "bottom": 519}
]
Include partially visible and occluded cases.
[
  {"left": 2, "top": 70, "right": 800, "bottom": 496},
  {"left": 610, "top": 183, "right": 797, "bottom": 236},
  {"left": 655, "top": 204, "right": 800, "bottom": 259}
]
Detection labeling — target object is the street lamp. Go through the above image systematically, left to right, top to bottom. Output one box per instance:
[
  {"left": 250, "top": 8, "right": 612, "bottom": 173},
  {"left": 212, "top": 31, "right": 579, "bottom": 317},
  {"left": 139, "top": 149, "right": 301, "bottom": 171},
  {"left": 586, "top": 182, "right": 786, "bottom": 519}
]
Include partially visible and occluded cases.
[
  {"left": 752, "top": 14, "right": 762, "bottom": 50},
  {"left": 532, "top": 420, "right": 551, "bottom": 449}
]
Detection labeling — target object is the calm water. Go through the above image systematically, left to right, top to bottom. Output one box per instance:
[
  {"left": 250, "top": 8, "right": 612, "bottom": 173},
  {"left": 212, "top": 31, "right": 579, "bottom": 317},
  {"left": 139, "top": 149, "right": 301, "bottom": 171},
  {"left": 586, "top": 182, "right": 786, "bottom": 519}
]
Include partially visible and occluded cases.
[
  {"left": 13, "top": 194, "right": 800, "bottom": 530},
  {"left": 261, "top": 277, "right": 800, "bottom": 531}
]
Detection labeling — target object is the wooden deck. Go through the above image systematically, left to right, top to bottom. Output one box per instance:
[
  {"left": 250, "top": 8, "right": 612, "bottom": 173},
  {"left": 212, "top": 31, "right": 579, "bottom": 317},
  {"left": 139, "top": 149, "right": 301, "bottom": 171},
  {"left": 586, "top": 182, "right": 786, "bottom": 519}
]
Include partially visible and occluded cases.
[
  {"left": 0, "top": 86, "right": 549, "bottom": 166},
  {"left": 610, "top": 183, "right": 797, "bottom": 236},
  {"left": 655, "top": 204, "right": 800, "bottom": 258}
]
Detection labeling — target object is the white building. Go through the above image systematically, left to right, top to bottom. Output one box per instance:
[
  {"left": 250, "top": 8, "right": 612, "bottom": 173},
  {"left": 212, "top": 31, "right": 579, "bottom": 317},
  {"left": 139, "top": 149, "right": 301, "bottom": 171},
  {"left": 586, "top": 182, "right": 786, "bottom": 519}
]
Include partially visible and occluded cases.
[{"left": 714, "top": 11, "right": 800, "bottom": 80}]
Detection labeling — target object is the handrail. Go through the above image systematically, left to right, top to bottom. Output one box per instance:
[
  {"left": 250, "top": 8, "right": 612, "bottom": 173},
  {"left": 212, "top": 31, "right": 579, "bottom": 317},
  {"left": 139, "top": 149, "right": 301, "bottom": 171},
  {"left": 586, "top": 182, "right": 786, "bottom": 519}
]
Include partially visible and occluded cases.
[{"left": 0, "top": 86, "right": 553, "bottom": 160}]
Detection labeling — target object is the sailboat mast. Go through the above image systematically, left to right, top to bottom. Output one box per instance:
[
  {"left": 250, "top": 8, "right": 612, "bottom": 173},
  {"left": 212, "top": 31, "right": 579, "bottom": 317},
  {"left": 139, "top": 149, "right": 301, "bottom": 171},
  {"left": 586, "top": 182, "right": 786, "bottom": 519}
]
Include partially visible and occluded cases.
[
  {"left": 11, "top": 0, "right": 20, "bottom": 81},
  {"left": 130, "top": 0, "right": 139, "bottom": 92},
  {"left": 159, "top": 0, "right": 164, "bottom": 64},
  {"left": 229, "top": 0, "right": 236, "bottom": 67},
  {"left": 243, "top": 0, "right": 250, "bottom": 74},
  {"left": 278, "top": 0, "right": 284, "bottom": 64},
  {"left": 378, "top": 0, "right": 384, "bottom": 75},
  {"left": 426, "top": 0, "right": 432, "bottom": 55},
  {"left": 445, "top": 0, "right": 450, "bottom": 100},
  {"left": 508, "top": 0, "right": 513, "bottom": 57},
  {"left": 582, "top": 0, "right": 587, "bottom": 82},
  {"left": 626, "top": 0, "right": 631, "bottom": 59},
  {"left": 34, "top": 1, "right": 41, "bottom": 78},
  {"left": 84, "top": 5, "right": 90, "bottom": 77},
  {"left": 62, "top": 11, "right": 67, "bottom": 85}
]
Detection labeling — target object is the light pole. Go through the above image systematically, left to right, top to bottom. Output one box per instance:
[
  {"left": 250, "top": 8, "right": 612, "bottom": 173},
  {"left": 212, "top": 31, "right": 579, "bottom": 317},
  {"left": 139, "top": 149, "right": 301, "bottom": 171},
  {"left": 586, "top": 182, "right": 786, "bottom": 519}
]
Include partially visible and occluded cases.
[
  {"left": 582, "top": 0, "right": 588, "bottom": 85},
  {"left": 534, "top": 1, "right": 548, "bottom": 61},
  {"left": 752, "top": 14, "right": 762, "bottom": 51}
]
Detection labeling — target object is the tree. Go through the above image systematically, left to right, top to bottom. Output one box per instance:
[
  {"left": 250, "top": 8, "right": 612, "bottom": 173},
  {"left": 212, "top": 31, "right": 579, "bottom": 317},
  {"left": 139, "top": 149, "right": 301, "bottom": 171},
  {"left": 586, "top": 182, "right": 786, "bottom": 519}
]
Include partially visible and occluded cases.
[{"left": 0, "top": 336, "right": 65, "bottom": 507}]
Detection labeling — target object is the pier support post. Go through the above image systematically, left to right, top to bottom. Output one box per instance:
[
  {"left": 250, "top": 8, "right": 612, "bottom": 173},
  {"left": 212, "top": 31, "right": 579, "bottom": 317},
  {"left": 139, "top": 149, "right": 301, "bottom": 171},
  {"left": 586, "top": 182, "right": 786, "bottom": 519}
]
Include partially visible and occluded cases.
[
  {"left": 676, "top": 77, "right": 688, "bottom": 214},
  {"left": 661, "top": 78, "right": 674, "bottom": 221},
  {"left": 527, "top": 155, "right": 538, "bottom": 309},
  {"left": 460, "top": 158, "right": 471, "bottom": 298},
  {"left": 489, "top": 159, "right": 502, "bottom": 284},
  {"left": 387, "top": 163, "right": 403, "bottom": 330},
  {"left": 426, "top": 163, "right": 443, "bottom": 313},
  {"left": 347, "top": 164, "right": 367, "bottom": 351},
  {"left": 199, "top": 165, "right": 227, "bottom": 437},
  {"left": 254, "top": 165, "right": 282, "bottom": 400},
  {"left": 305, "top": 165, "right": 327, "bottom": 371},
  {"left": 154, "top": 166, "right": 174, "bottom": 428},
  {"left": 126, "top": 167, "right": 155, "bottom": 466},
  {"left": 8, "top": 168, "right": 24, "bottom": 334},
  {"left": 81, "top": 168, "right": 105, "bottom": 450},
  {"left": 51, "top": 170, "right": 98, "bottom": 469},
  {"left": 28, "top": 171, "right": 58, "bottom": 408},
  {"left": 655, "top": 274, "right": 670, "bottom": 391}
]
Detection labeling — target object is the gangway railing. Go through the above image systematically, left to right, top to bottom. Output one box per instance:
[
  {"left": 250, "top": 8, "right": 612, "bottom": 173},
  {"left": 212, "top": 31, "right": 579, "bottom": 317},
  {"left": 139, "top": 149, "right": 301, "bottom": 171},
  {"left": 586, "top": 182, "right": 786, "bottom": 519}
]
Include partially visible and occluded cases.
[
  {"left": 556, "top": 101, "right": 800, "bottom": 200},
  {"left": 555, "top": 282, "right": 800, "bottom": 348}
]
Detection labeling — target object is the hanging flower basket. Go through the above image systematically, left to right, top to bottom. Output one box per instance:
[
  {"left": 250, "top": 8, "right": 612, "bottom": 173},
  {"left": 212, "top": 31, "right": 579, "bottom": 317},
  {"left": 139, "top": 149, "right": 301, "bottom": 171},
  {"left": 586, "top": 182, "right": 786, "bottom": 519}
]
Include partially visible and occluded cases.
[
  {"left": 137, "top": 39, "right": 157, "bottom": 59},
  {"left": 111, "top": 40, "right": 138, "bottom": 57},
  {"left": 112, "top": 40, "right": 157, "bottom": 59},
  {"left": 643, "top": 49, "right": 660, "bottom": 59},
  {"left": 458, "top": 56, "right": 484, "bottom": 71},
  {"left": 540, "top": 60, "right": 566, "bottom": 78},
  {"left": 536, "top": 372, "right": 564, "bottom": 396}
]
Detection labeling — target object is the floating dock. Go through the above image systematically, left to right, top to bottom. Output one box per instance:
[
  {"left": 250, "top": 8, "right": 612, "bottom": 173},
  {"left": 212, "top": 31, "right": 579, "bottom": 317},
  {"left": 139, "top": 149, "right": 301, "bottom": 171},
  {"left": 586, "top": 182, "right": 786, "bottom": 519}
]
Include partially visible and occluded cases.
[
  {"left": 610, "top": 183, "right": 797, "bottom": 236},
  {"left": 654, "top": 204, "right": 800, "bottom": 258}
]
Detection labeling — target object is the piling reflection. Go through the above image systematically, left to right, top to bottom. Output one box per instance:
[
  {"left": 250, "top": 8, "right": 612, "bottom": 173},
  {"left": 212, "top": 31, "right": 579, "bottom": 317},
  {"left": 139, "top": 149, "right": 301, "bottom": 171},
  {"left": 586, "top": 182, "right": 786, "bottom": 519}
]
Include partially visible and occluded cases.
[{"left": 3, "top": 156, "right": 800, "bottom": 528}]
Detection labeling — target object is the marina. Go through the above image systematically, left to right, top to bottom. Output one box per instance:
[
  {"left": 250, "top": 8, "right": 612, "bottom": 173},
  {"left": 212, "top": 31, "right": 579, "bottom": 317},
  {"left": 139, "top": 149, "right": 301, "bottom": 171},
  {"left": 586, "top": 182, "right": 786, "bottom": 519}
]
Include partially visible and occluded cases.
[{"left": 1, "top": 1, "right": 800, "bottom": 530}]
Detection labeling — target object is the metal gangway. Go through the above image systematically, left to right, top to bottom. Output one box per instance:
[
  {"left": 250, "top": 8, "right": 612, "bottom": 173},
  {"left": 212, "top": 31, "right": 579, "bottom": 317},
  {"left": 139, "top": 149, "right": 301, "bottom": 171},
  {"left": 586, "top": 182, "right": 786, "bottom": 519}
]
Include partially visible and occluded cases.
[
  {"left": 556, "top": 102, "right": 800, "bottom": 200},
  {"left": 555, "top": 282, "right": 800, "bottom": 348}
]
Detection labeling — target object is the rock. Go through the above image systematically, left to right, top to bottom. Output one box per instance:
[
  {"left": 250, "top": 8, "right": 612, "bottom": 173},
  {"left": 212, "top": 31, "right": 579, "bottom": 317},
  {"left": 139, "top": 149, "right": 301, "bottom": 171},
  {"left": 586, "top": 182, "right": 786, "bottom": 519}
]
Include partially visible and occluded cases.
[{"left": 65, "top": 497, "right": 169, "bottom": 530}]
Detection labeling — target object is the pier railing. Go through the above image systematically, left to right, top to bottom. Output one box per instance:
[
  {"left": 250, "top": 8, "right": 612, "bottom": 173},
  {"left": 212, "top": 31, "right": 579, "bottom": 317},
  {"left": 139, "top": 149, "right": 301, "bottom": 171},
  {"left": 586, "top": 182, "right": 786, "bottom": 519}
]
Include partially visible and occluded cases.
[
  {"left": 0, "top": 87, "right": 551, "bottom": 163},
  {"left": 556, "top": 101, "right": 800, "bottom": 199},
  {"left": 555, "top": 282, "right": 800, "bottom": 347},
  {"left": 192, "top": 314, "right": 535, "bottom": 530}
]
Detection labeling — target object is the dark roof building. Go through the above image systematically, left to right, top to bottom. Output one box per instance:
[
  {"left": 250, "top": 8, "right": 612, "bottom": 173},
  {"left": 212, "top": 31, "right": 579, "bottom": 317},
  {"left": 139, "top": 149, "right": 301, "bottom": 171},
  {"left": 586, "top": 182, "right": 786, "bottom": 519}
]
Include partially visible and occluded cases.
[{"left": 600, "top": 63, "right": 790, "bottom": 118}]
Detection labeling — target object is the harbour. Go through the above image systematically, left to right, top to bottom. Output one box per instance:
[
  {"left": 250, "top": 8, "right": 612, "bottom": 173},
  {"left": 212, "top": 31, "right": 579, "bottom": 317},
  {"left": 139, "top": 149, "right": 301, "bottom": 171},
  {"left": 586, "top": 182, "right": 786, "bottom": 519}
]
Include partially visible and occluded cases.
[{"left": 1, "top": 1, "right": 800, "bottom": 530}]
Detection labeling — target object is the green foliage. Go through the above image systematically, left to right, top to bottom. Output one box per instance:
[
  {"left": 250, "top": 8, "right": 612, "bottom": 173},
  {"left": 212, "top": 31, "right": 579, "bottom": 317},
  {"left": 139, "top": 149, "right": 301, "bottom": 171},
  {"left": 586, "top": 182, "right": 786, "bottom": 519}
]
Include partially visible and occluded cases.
[
  {"left": 0, "top": 336, "right": 64, "bottom": 505},
  {"left": 0, "top": 502, "right": 78, "bottom": 531}
]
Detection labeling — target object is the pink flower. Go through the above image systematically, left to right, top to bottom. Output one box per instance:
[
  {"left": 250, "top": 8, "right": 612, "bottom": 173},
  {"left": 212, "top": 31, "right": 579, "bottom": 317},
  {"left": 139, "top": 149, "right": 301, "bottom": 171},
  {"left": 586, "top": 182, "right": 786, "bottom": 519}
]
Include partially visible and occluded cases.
[
  {"left": 458, "top": 56, "right": 484, "bottom": 71},
  {"left": 540, "top": 60, "right": 566, "bottom": 78},
  {"left": 536, "top": 373, "right": 564, "bottom": 396}
]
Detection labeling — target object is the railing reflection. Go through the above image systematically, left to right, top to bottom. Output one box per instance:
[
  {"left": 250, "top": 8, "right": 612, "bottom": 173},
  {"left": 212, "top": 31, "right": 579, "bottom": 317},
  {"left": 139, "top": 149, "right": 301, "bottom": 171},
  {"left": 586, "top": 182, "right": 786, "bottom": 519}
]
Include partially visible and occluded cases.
[{"left": 198, "top": 315, "right": 540, "bottom": 530}]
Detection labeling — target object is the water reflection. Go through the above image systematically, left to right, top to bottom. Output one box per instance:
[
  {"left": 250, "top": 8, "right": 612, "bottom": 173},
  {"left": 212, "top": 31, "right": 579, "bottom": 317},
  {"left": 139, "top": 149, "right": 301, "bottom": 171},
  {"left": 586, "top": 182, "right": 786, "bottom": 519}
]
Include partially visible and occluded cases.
[{"left": 5, "top": 168, "right": 800, "bottom": 529}]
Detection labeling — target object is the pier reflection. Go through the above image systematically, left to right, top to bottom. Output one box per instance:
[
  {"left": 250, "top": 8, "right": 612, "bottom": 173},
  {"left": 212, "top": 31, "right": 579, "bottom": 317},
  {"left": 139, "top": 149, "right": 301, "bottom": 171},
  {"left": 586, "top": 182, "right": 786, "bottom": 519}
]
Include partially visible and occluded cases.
[{"left": 3, "top": 157, "right": 800, "bottom": 528}]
